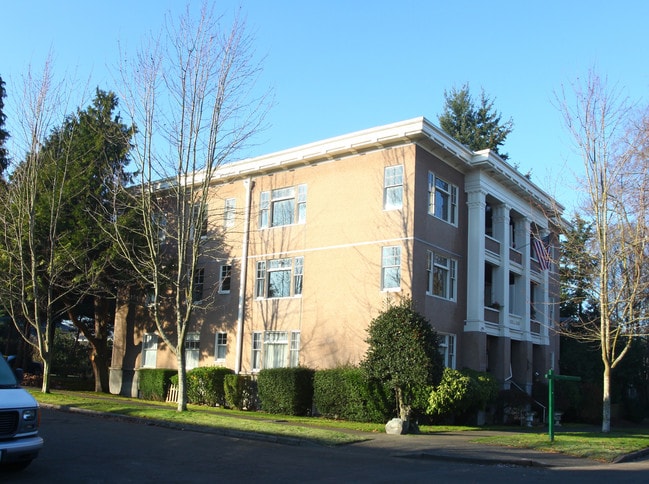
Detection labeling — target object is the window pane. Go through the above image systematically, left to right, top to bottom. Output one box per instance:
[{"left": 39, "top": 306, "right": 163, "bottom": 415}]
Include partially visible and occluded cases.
[
  {"left": 384, "top": 166, "right": 403, "bottom": 210},
  {"left": 298, "top": 185, "right": 307, "bottom": 223},
  {"left": 435, "top": 190, "right": 449, "bottom": 220},
  {"left": 259, "top": 191, "right": 270, "bottom": 228},
  {"left": 224, "top": 198, "right": 236, "bottom": 228},
  {"left": 272, "top": 199, "right": 294, "bottom": 226},
  {"left": 382, "top": 246, "right": 401, "bottom": 289},
  {"left": 293, "top": 257, "right": 303, "bottom": 295},
  {"left": 255, "top": 262, "right": 266, "bottom": 297},
  {"left": 220, "top": 265, "right": 232, "bottom": 293},
  {"left": 433, "top": 266, "right": 448, "bottom": 297},
  {"left": 193, "top": 269, "right": 205, "bottom": 302},
  {"left": 268, "top": 270, "right": 291, "bottom": 298},
  {"left": 264, "top": 331, "right": 288, "bottom": 369},
  {"left": 290, "top": 331, "right": 300, "bottom": 368},
  {"left": 252, "top": 332, "right": 262, "bottom": 370},
  {"left": 216, "top": 333, "right": 227, "bottom": 360}
]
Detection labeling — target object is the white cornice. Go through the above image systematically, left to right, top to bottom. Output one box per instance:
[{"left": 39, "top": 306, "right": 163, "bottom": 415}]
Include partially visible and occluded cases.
[{"left": 194, "top": 117, "right": 562, "bottom": 215}]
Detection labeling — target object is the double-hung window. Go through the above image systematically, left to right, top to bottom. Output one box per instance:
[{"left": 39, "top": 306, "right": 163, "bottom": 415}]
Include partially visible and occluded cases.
[
  {"left": 383, "top": 165, "right": 403, "bottom": 210},
  {"left": 428, "top": 172, "right": 458, "bottom": 225},
  {"left": 259, "top": 185, "right": 307, "bottom": 228},
  {"left": 223, "top": 198, "right": 236, "bottom": 228},
  {"left": 191, "top": 203, "right": 208, "bottom": 239},
  {"left": 381, "top": 246, "right": 401, "bottom": 290},
  {"left": 427, "top": 251, "right": 457, "bottom": 301},
  {"left": 255, "top": 257, "right": 304, "bottom": 298},
  {"left": 219, "top": 265, "right": 232, "bottom": 294},
  {"left": 193, "top": 268, "right": 205, "bottom": 302},
  {"left": 263, "top": 331, "right": 288, "bottom": 369},
  {"left": 290, "top": 331, "right": 301, "bottom": 368},
  {"left": 215, "top": 332, "right": 227, "bottom": 361},
  {"left": 251, "top": 332, "right": 262, "bottom": 371},
  {"left": 141, "top": 333, "right": 158, "bottom": 368},
  {"left": 185, "top": 333, "right": 200, "bottom": 370},
  {"left": 438, "top": 334, "right": 456, "bottom": 369}
]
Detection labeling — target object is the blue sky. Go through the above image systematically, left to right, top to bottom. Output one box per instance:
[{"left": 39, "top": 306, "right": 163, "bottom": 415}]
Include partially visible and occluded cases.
[{"left": 3, "top": 1, "right": 648, "bottom": 213}]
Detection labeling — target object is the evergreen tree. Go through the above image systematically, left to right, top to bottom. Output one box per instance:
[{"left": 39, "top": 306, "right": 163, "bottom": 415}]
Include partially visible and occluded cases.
[
  {"left": 438, "top": 83, "right": 513, "bottom": 160},
  {"left": 46, "top": 89, "right": 134, "bottom": 392},
  {"left": 362, "top": 297, "right": 443, "bottom": 432}
]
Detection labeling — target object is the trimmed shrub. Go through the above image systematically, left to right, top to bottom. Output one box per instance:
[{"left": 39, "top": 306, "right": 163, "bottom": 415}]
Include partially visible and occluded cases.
[
  {"left": 171, "top": 366, "right": 234, "bottom": 406},
  {"left": 313, "top": 366, "right": 392, "bottom": 423},
  {"left": 257, "top": 367, "right": 314, "bottom": 416},
  {"left": 427, "top": 368, "right": 499, "bottom": 424},
  {"left": 139, "top": 369, "right": 176, "bottom": 401},
  {"left": 224, "top": 374, "right": 258, "bottom": 410}
]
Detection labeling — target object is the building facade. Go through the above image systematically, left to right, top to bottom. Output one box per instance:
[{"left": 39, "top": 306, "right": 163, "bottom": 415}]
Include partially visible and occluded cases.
[{"left": 109, "top": 117, "right": 562, "bottom": 397}]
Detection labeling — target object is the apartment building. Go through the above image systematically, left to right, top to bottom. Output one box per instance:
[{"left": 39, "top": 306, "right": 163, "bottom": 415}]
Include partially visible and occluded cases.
[{"left": 109, "top": 117, "right": 562, "bottom": 397}]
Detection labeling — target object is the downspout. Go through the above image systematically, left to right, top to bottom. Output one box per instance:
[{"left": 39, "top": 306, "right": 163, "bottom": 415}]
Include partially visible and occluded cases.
[{"left": 234, "top": 177, "right": 253, "bottom": 374}]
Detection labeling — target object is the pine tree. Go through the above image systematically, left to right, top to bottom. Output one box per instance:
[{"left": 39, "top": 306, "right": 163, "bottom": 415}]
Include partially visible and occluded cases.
[{"left": 438, "top": 83, "right": 513, "bottom": 160}]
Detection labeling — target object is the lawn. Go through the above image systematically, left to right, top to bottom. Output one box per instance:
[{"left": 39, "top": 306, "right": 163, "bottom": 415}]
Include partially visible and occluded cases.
[
  {"left": 30, "top": 389, "right": 649, "bottom": 461},
  {"left": 474, "top": 429, "right": 649, "bottom": 462}
]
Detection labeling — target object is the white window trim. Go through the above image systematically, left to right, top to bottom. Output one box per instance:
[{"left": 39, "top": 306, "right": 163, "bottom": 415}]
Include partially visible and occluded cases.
[
  {"left": 383, "top": 165, "right": 404, "bottom": 210},
  {"left": 259, "top": 184, "right": 307, "bottom": 229},
  {"left": 224, "top": 198, "right": 236, "bottom": 228},
  {"left": 381, "top": 246, "right": 401, "bottom": 291},
  {"left": 255, "top": 257, "right": 304, "bottom": 299},
  {"left": 219, "top": 264, "right": 232, "bottom": 294},
  {"left": 193, "top": 268, "right": 205, "bottom": 302},
  {"left": 290, "top": 330, "right": 301, "bottom": 368},
  {"left": 251, "top": 331, "right": 262, "bottom": 372},
  {"left": 185, "top": 332, "right": 200, "bottom": 370},
  {"left": 215, "top": 332, "right": 227, "bottom": 362},
  {"left": 141, "top": 333, "right": 158, "bottom": 368},
  {"left": 438, "top": 333, "right": 456, "bottom": 369}
]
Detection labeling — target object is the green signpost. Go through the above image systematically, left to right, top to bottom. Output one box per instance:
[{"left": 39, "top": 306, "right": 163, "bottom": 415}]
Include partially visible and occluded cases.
[{"left": 545, "top": 368, "right": 581, "bottom": 441}]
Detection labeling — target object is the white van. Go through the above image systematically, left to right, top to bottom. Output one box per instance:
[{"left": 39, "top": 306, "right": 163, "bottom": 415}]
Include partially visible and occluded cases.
[{"left": 0, "top": 354, "right": 43, "bottom": 471}]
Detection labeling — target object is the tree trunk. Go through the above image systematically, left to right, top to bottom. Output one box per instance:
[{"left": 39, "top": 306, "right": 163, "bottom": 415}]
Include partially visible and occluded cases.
[
  {"left": 91, "top": 297, "right": 113, "bottom": 393},
  {"left": 176, "top": 347, "right": 188, "bottom": 412},
  {"left": 40, "top": 358, "right": 51, "bottom": 393},
  {"left": 602, "top": 363, "right": 611, "bottom": 433},
  {"left": 395, "top": 387, "right": 411, "bottom": 432}
]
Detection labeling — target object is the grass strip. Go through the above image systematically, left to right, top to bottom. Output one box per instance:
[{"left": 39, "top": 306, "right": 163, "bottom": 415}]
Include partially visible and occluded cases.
[
  {"left": 30, "top": 390, "right": 366, "bottom": 446},
  {"left": 474, "top": 431, "right": 649, "bottom": 462}
]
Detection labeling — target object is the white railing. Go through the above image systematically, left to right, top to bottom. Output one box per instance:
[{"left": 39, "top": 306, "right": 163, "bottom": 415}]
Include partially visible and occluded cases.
[{"left": 166, "top": 384, "right": 179, "bottom": 403}]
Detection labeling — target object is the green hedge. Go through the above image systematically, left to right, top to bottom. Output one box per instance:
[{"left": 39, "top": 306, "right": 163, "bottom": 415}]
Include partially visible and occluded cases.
[
  {"left": 171, "top": 366, "right": 234, "bottom": 406},
  {"left": 313, "top": 366, "right": 392, "bottom": 423},
  {"left": 257, "top": 367, "right": 314, "bottom": 416},
  {"left": 138, "top": 369, "right": 176, "bottom": 401},
  {"left": 224, "top": 374, "right": 258, "bottom": 410}
]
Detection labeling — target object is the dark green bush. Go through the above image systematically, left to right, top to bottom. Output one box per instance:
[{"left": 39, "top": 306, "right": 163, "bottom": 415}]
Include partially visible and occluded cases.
[
  {"left": 51, "top": 329, "right": 93, "bottom": 378},
  {"left": 171, "top": 366, "right": 234, "bottom": 406},
  {"left": 313, "top": 366, "right": 391, "bottom": 423},
  {"left": 257, "top": 367, "right": 314, "bottom": 416},
  {"left": 139, "top": 368, "right": 176, "bottom": 401},
  {"left": 428, "top": 368, "right": 499, "bottom": 424},
  {"left": 224, "top": 374, "right": 257, "bottom": 410}
]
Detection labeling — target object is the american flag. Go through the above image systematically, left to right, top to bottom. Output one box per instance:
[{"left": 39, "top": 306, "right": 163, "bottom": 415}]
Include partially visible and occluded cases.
[{"left": 532, "top": 235, "right": 551, "bottom": 271}]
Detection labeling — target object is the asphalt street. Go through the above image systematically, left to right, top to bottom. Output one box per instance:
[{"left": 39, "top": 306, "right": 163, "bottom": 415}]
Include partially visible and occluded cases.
[{"left": 2, "top": 408, "right": 649, "bottom": 483}]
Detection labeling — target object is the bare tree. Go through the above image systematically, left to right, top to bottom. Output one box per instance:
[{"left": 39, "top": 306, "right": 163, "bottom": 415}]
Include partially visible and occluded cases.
[
  {"left": 111, "top": 2, "right": 268, "bottom": 411},
  {"left": 0, "top": 58, "right": 85, "bottom": 392},
  {"left": 556, "top": 70, "right": 649, "bottom": 432}
]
